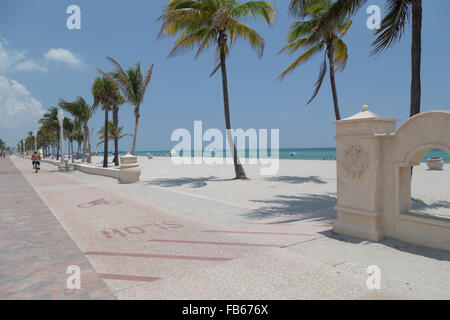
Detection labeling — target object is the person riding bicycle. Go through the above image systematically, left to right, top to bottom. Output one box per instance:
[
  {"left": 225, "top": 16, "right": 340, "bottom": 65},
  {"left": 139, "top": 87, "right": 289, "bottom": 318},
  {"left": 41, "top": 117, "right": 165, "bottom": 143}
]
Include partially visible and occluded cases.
[{"left": 31, "top": 151, "right": 41, "bottom": 170}]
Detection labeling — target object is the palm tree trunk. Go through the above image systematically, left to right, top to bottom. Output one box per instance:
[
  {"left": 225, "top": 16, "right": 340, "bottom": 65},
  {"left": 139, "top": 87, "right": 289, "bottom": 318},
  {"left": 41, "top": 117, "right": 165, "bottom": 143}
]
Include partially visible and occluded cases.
[
  {"left": 410, "top": 0, "right": 422, "bottom": 117},
  {"left": 219, "top": 31, "right": 247, "bottom": 180},
  {"left": 327, "top": 43, "right": 341, "bottom": 121},
  {"left": 113, "top": 105, "right": 119, "bottom": 166},
  {"left": 131, "top": 107, "right": 139, "bottom": 155},
  {"left": 103, "top": 108, "right": 109, "bottom": 168},
  {"left": 82, "top": 124, "right": 87, "bottom": 162},
  {"left": 87, "top": 126, "right": 92, "bottom": 164},
  {"left": 71, "top": 139, "right": 74, "bottom": 163},
  {"left": 81, "top": 139, "right": 85, "bottom": 162},
  {"left": 78, "top": 141, "right": 82, "bottom": 159}
]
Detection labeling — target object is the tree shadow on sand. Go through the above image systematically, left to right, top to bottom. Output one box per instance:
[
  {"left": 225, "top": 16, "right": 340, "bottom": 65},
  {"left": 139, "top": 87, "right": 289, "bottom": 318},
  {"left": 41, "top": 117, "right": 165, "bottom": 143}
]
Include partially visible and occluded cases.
[
  {"left": 264, "top": 175, "right": 327, "bottom": 184},
  {"left": 145, "top": 176, "right": 231, "bottom": 188},
  {"left": 241, "top": 192, "right": 450, "bottom": 261},
  {"left": 244, "top": 193, "right": 337, "bottom": 222},
  {"left": 411, "top": 198, "right": 450, "bottom": 213},
  {"left": 320, "top": 227, "right": 450, "bottom": 261}
]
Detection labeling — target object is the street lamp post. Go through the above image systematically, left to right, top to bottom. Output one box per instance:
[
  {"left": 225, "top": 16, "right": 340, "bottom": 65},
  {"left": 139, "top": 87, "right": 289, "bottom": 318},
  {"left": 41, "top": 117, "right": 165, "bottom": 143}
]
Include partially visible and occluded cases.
[
  {"left": 57, "top": 109, "right": 65, "bottom": 170},
  {"left": 33, "top": 130, "right": 37, "bottom": 152}
]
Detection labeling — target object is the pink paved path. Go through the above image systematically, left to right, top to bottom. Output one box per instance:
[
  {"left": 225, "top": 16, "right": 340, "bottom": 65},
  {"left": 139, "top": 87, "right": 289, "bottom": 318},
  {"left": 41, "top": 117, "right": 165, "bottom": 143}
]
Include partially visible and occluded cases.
[
  {"left": 0, "top": 157, "right": 115, "bottom": 299},
  {"left": 6, "top": 157, "right": 450, "bottom": 299},
  {"left": 8, "top": 157, "right": 359, "bottom": 300}
]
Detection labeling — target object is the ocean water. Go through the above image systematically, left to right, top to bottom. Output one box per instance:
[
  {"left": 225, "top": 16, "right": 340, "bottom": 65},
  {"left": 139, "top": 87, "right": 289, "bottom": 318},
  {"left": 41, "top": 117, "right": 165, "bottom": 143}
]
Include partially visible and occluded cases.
[{"left": 134, "top": 148, "right": 450, "bottom": 163}]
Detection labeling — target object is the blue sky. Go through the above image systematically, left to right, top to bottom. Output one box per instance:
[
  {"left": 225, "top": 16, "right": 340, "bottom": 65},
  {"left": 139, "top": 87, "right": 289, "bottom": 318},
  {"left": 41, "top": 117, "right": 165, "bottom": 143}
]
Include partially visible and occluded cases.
[{"left": 0, "top": 0, "right": 449, "bottom": 151}]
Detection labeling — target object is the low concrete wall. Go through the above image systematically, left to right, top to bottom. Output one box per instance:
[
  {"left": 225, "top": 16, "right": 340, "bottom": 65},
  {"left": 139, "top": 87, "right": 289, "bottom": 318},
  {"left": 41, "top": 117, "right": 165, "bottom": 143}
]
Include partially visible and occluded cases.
[
  {"left": 41, "top": 159, "right": 120, "bottom": 179},
  {"left": 41, "top": 159, "right": 61, "bottom": 166},
  {"left": 73, "top": 163, "right": 120, "bottom": 179}
]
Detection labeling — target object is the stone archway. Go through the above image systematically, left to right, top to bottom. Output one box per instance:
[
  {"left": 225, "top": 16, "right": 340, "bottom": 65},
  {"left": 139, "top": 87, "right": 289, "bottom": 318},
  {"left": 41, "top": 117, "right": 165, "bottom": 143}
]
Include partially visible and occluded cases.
[{"left": 334, "top": 107, "right": 450, "bottom": 251}]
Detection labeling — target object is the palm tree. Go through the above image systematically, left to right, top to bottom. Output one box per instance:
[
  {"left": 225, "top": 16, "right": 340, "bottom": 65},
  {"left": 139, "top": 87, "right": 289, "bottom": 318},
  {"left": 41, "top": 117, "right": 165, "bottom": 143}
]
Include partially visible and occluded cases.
[
  {"left": 158, "top": 0, "right": 275, "bottom": 179},
  {"left": 279, "top": 0, "right": 351, "bottom": 120},
  {"left": 291, "top": 0, "right": 422, "bottom": 117},
  {"left": 99, "top": 58, "right": 154, "bottom": 156},
  {"left": 92, "top": 77, "right": 124, "bottom": 167},
  {"left": 58, "top": 97, "right": 97, "bottom": 163},
  {"left": 39, "top": 107, "right": 60, "bottom": 159},
  {"left": 63, "top": 118, "right": 76, "bottom": 163},
  {"left": 72, "top": 120, "right": 84, "bottom": 159},
  {"left": 96, "top": 121, "right": 132, "bottom": 148},
  {"left": 39, "top": 125, "right": 58, "bottom": 158},
  {"left": 37, "top": 126, "right": 49, "bottom": 158},
  {"left": 25, "top": 131, "right": 34, "bottom": 152},
  {"left": 0, "top": 139, "right": 5, "bottom": 152}
]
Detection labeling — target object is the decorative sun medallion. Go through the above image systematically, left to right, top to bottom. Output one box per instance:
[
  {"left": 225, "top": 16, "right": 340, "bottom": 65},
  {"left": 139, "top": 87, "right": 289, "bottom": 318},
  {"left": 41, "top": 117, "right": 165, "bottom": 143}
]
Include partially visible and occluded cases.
[{"left": 342, "top": 145, "right": 369, "bottom": 179}]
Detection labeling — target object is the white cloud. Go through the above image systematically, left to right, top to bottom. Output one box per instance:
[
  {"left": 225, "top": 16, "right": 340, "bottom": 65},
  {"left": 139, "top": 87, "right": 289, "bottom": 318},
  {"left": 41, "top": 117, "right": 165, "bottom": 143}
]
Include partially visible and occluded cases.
[
  {"left": 0, "top": 38, "right": 85, "bottom": 73},
  {"left": 0, "top": 39, "right": 46, "bottom": 73},
  {"left": 44, "top": 48, "right": 85, "bottom": 69},
  {"left": 14, "top": 59, "right": 47, "bottom": 72},
  {"left": 0, "top": 75, "right": 45, "bottom": 129}
]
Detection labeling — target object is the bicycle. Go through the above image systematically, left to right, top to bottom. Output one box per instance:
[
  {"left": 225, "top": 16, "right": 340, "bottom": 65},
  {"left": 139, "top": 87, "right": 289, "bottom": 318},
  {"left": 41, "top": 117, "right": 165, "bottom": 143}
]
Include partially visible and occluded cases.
[{"left": 33, "top": 161, "right": 40, "bottom": 173}]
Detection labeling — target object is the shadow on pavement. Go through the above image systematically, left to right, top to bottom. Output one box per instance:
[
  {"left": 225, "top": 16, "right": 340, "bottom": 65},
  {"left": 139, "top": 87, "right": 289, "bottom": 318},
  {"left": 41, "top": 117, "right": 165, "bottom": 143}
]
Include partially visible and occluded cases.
[
  {"left": 264, "top": 175, "right": 328, "bottom": 184},
  {"left": 145, "top": 176, "right": 232, "bottom": 188},
  {"left": 244, "top": 193, "right": 337, "bottom": 221},
  {"left": 411, "top": 198, "right": 450, "bottom": 214},
  {"left": 321, "top": 229, "right": 450, "bottom": 262}
]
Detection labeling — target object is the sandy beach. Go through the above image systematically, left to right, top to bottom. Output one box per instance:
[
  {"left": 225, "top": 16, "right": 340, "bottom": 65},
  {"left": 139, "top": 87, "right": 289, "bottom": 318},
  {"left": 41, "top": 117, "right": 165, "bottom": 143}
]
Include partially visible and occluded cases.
[{"left": 78, "top": 155, "right": 450, "bottom": 222}]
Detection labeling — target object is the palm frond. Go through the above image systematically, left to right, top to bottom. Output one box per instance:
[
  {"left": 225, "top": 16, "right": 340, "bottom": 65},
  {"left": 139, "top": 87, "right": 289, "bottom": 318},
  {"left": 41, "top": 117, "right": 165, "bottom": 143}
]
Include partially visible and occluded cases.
[
  {"left": 159, "top": 0, "right": 274, "bottom": 73},
  {"left": 289, "top": 0, "right": 331, "bottom": 18},
  {"left": 319, "top": 0, "right": 367, "bottom": 26},
  {"left": 371, "top": 0, "right": 411, "bottom": 55},
  {"left": 230, "top": 1, "right": 276, "bottom": 25},
  {"left": 158, "top": 7, "right": 210, "bottom": 38},
  {"left": 228, "top": 19, "right": 264, "bottom": 58},
  {"left": 339, "top": 19, "right": 352, "bottom": 37},
  {"left": 286, "top": 20, "right": 319, "bottom": 41},
  {"left": 168, "top": 27, "right": 214, "bottom": 57},
  {"left": 195, "top": 28, "right": 218, "bottom": 57},
  {"left": 333, "top": 37, "right": 348, "bottom": 71},
  {"left": 279, "top": 38, "right": 311, "bottom": 55},
  {"left": 278, "top": 42, "right": 324, "bottom": 80},
  {"left": 307, "top": 52, "right": 327, "bottom": 104},
  {"left": 107, "top": 57, "right": 136, "bottom": 103},
  {"left": 209, "top": 62, "right": 221, "bottom": 77},
  {"left": 140, "top": 64, "right": 154, "bottom": 104},
  {"left": 96, "top": 68, "right": 120, "bottom": 91}
]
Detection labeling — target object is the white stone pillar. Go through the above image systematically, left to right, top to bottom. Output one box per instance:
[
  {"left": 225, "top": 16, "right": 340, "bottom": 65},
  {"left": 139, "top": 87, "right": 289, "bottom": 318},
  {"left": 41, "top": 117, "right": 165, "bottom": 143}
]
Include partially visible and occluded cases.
[
  {"left": 333, "top": 105, "right": 397, "bottom": 241},
  {"left": 119, "top": 153, "right": 141, "bottom": 183}
]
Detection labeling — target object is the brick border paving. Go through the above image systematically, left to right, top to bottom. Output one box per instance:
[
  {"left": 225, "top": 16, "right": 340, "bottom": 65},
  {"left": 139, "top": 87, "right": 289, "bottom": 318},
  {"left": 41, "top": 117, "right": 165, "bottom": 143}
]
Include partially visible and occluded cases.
[{"left": 0, "top": 157, "right": 115, "bottom": 300}]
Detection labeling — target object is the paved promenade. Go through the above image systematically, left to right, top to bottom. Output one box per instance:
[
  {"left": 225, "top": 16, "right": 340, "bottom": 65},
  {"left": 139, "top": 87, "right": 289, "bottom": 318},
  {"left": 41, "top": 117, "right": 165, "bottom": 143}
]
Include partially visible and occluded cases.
[
  {"left": 2, "top": 156, "right": 450, "bottom": 299},
  {"left": 0, "top": 157, "right": 114, "bottom": 299}
]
